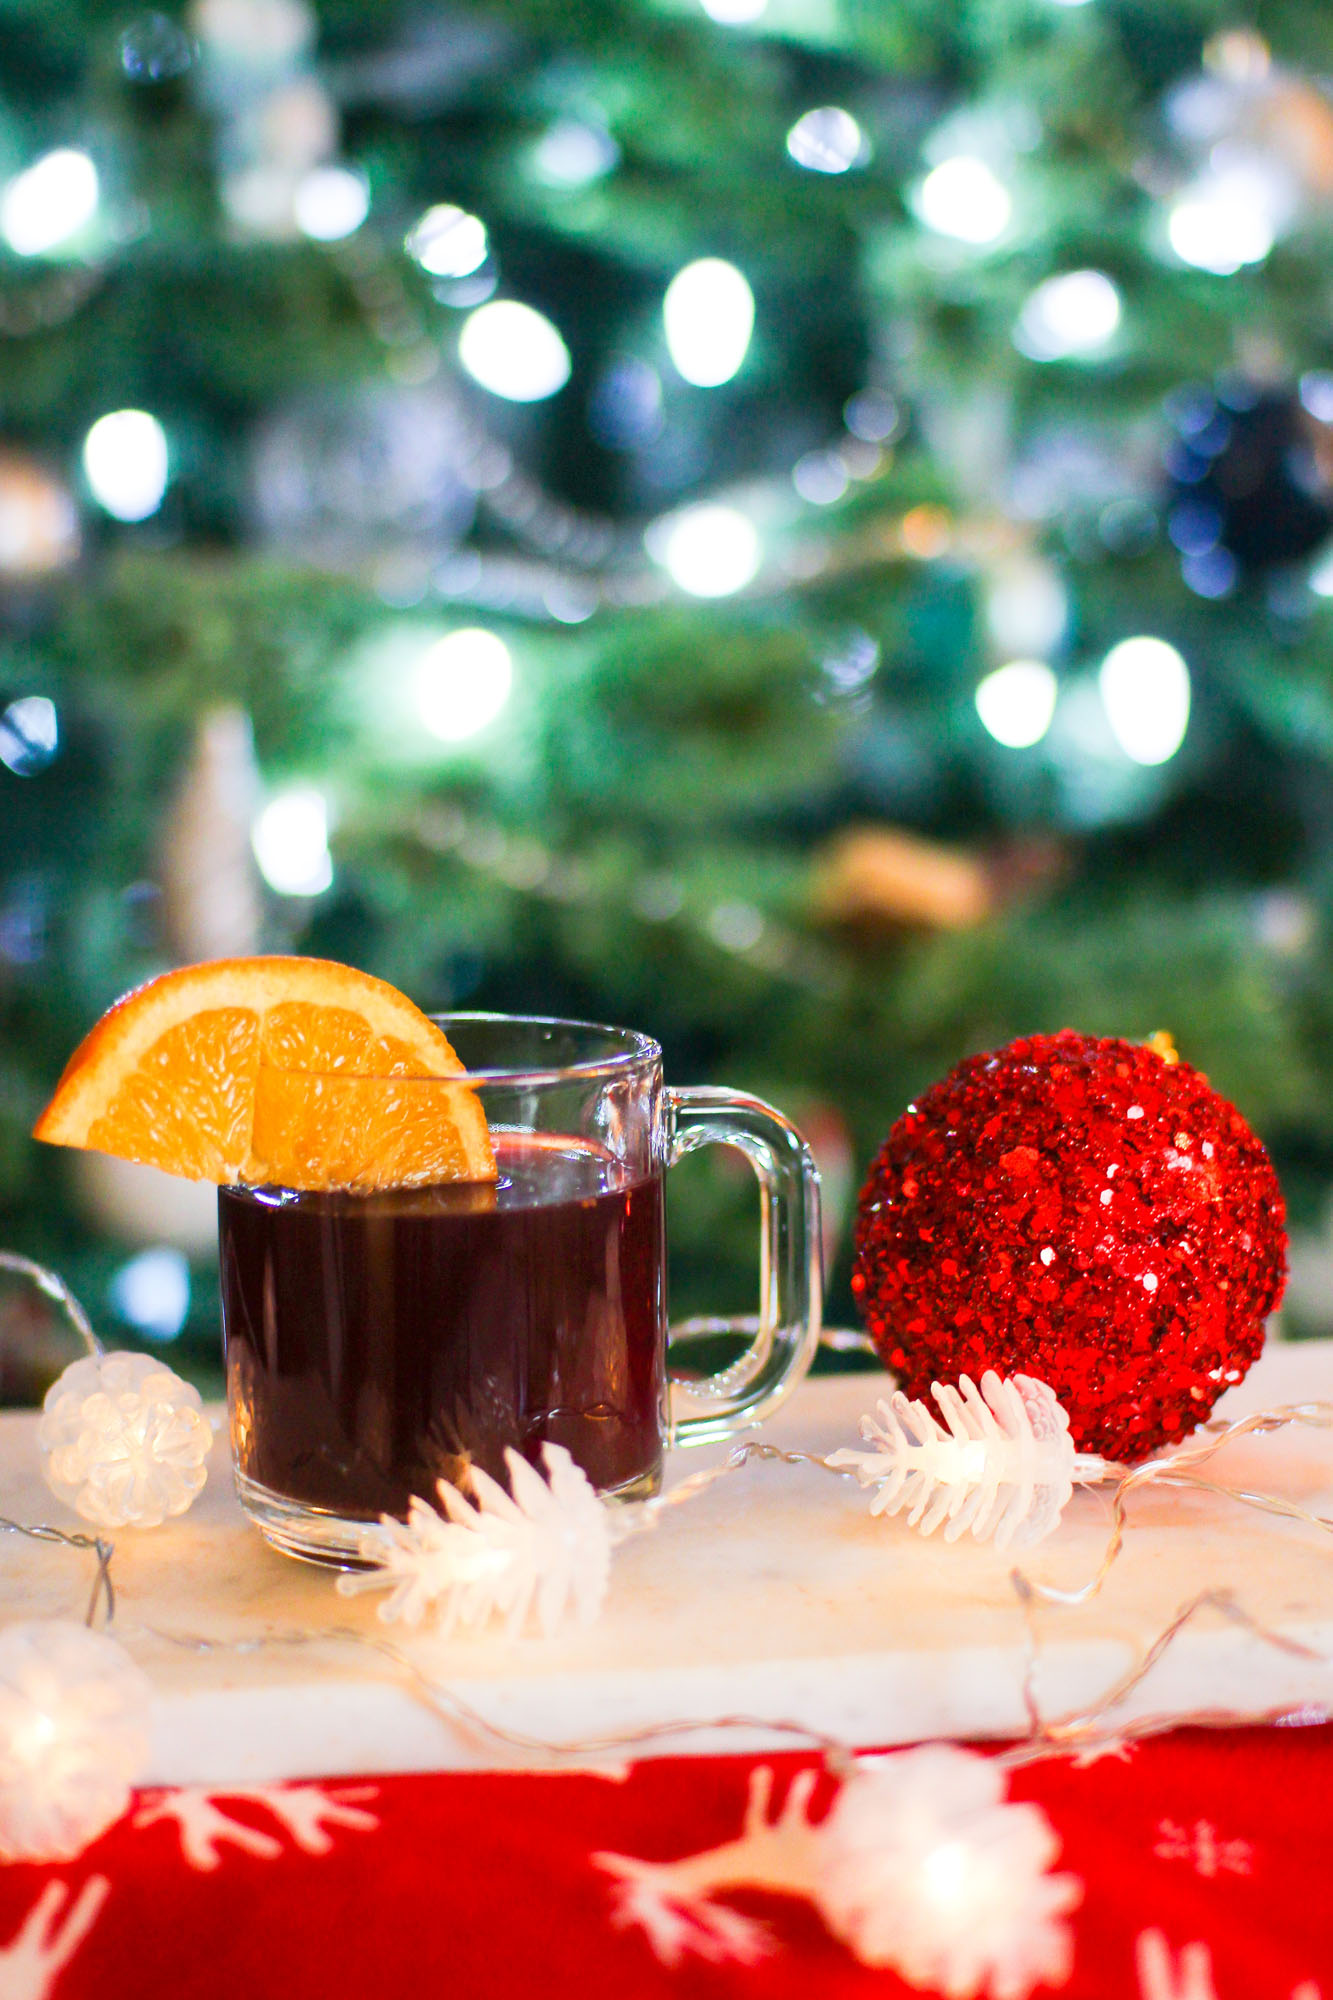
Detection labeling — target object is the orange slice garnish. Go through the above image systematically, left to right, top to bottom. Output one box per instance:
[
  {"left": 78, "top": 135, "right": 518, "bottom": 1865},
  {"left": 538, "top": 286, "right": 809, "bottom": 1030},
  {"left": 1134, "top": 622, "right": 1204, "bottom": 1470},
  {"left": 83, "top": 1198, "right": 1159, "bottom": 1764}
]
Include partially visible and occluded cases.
[{"left": 33, "top": 956, "right": 496, "bottom": 1193}]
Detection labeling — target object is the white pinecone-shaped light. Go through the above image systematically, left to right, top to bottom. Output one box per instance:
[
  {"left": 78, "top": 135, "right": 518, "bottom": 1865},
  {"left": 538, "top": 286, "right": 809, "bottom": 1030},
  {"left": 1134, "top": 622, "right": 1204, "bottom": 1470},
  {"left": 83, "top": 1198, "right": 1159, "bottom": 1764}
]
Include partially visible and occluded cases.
[
  {"left": 39, "top": 1351, "right": 213, "bottom": 1529},
  {"left": 830, "top": 1371, "right": 1106, "bottom": 1550},
  {"left": 338, "top": 1442, "right": 614, "bottom": 1639},
  {"left": 0, "top": 1621, "right": 152, "bottom": 1861},
  {"left": 816, "top": 1744, "right": 1081, "bottom": 1999}
]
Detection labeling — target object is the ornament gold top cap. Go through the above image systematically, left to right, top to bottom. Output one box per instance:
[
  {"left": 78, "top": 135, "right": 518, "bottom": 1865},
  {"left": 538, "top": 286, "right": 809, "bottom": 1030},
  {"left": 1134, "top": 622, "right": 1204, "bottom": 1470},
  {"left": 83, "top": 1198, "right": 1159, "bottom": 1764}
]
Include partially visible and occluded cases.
[{"left": 1145, "top": 1030, "right": 1179, "bottom": 1065}]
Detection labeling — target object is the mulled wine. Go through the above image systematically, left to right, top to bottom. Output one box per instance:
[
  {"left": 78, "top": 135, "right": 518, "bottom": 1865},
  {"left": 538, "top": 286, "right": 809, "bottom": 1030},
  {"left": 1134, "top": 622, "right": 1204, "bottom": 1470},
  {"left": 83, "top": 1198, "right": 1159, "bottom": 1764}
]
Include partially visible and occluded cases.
[{"left": 219, "top": 1132, "right": 668, "bottom": 1528}]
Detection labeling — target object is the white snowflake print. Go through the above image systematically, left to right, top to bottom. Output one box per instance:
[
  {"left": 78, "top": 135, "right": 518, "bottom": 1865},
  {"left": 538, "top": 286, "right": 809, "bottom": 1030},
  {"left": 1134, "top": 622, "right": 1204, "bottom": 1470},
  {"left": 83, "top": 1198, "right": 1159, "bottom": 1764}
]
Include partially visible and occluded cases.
[
  {"left": 1068, "top": 1736, "right": 1135, "bottom": 1770},
  {"left": 598, "top": 1746, "right": 1080, "bottom": 1999},
  {"left": 596, "top": 1765, "right": 819, "bottom": 1968},
  {"left": 133, "top": 1782, "right": 379, "bottom": 1870},
  {"left": 1153, "top": 1819, "right": 1254, "bottom": 1879},
  {"left": 0, "top": 1878, "right": 108, "bottom": 2000},
  {"left": 1136, "top": 1930, "right": 1220, "bottom": 2000},
  {"left": 1137, "top": 1930, "right": 1322, "bottom": 2000}
]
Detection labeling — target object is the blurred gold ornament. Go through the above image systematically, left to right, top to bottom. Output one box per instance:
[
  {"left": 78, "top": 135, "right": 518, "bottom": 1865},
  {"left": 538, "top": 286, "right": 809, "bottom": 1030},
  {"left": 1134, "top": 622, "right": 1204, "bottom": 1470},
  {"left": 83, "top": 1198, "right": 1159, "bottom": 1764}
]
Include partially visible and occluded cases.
[
  {"left": 1203, "top": 29, "right": 1271, "bottom": 83},
  {"left": 1191, "top": 34, "right": 1333, "bottom": 201},
  {"left": 1254, "top": 76, "right": 1333, "bottom": 198},
  {"left": 0, "top": 452, "right": 79, "bottom": 579},
  {"left": 812, "top": 826, "right": 993, "bottom": 933}
]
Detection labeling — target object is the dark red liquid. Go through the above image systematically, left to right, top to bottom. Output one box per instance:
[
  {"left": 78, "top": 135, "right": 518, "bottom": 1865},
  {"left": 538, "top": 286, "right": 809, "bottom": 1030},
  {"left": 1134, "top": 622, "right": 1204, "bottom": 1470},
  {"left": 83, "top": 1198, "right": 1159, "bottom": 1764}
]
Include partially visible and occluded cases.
[{"left": 218, "top": 1134, "right": 667, "bottom": 1517}]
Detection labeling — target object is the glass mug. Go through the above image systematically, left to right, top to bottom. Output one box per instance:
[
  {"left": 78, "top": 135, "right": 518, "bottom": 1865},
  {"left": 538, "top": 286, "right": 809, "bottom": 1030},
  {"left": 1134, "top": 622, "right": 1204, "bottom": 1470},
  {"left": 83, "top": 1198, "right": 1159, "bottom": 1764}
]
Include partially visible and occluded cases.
[{"left": 218, "top": 1014, "right": 823, "bottom": 1564}]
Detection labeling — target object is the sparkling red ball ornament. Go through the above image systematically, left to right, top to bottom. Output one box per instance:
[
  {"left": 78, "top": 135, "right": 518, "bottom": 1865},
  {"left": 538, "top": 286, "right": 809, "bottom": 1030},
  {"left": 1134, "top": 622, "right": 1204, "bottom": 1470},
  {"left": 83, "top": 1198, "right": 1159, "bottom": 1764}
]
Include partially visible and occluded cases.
[{"left": 851, "top": 1031, "right": 1287, "bottom": 1461}]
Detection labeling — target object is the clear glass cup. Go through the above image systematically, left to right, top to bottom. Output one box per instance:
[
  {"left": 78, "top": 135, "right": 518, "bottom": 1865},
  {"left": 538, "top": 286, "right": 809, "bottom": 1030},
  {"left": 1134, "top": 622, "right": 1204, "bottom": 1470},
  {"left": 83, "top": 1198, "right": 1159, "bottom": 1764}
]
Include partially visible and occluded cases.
[{"left": 218, "top": 1013, "right": 822, "bottom": 1564}]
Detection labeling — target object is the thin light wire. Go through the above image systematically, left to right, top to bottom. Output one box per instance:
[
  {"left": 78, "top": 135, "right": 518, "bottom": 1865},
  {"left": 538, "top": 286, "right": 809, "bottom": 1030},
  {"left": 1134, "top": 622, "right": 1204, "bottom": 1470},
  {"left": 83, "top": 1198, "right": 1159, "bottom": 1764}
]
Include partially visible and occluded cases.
[
  {"left": 0, "top": 1249, "right": 101, "bottom": 1358},
  {"left": 0, "top": 1252, "right": 115, "bottom": 1625},
  {"left": 1030, "top": 1402, "right": 1333, "bottom": 1605},
  {"left": 629, "top": 1439, "right": 856, "bottom": 1532},
  {"left": 0, "top": 1514, "right": 115, "bottom": 1627},
  {"left": 139, "top": 1574, "right": 1330, "bottom": 1785},
  {"left": 1000, "top": 1584, "right": 1328, "bottom": 1769},
  {"left": 142, "top": 1620, "right": 858, "bottom": 1776}
]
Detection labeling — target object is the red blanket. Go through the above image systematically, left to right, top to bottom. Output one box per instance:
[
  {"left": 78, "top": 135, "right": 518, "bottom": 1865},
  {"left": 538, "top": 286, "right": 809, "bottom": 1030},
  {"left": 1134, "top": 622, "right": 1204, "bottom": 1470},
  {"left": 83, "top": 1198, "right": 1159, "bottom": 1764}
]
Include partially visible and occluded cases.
[{"left": 2, "top": 1726, "right": 1329, "bottom": 1999}]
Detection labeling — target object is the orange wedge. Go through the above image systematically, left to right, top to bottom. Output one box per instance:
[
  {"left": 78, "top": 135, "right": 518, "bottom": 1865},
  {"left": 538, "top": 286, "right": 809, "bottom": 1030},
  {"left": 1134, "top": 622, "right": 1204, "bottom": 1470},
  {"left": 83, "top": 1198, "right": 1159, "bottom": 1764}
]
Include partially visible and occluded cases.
[{"left": 33, "top": 956, "right": 496, "bottom": 1193}]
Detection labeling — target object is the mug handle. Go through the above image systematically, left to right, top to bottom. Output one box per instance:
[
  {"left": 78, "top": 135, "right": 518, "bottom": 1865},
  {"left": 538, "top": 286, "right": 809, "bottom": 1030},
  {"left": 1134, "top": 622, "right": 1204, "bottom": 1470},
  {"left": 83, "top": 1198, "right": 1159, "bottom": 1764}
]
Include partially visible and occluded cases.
[{"left": 665, "top": 1085, "right": 823, "bottom": 1447}]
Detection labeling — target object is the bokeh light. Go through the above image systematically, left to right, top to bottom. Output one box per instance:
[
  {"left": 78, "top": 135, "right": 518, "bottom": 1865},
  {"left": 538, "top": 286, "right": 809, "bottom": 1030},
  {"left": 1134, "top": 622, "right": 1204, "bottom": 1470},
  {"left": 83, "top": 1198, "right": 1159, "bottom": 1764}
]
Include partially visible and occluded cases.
[
  {"left": 699, "top": 0, "right": 767, "bottom": 20},
  {"left": 786, "top": 107, "right": 867, "bottom": 175},
  {"left": 531, "top": 120, "right": 620, "bottom": 187},
  {"left": 1, "top": 149, "right": 98, "bottom": 257},
  {"left": 915, "top": 157, "right": 1011, "bottom": 243},
  {"left": 1167, "top": 163, "right": 1284, "bottom": 273},
  {"left": 294, "top": 166, "right": 368, "bottom": 240},
  {"left": 406, "top": 203, "right": 488, "bottom": 278},
  {"left": 663, "top": 259, "right": 754, "bottom": 387},
  {"left": 1014, "top": 270, "right": 1121, "bottom": 361},
  {"left": 459, "top": 300, "right": 570, "bottom": 401},
  {"left": 844, "top": 389, "right": 901, "bottom": 443},
  {"left": 82, "top": 411, "right": 169, "bottom": 522},
  {"left": 792, "top": 451, "right": 849, "bottom": 506},
  {"left": 647, "top": 502, "right": 761, "bottom": 596},
  {"left": 1309, "top": 544, "right": 1333, "bottom": 597},
  {"left": 986, "top": 559, "right": 1068, "bottom": 657},
  {"left": 415, "top": 628, "right": 515, "bottom": 741},
  {"left": 1098, "top": 637, "right": 1191, "bottom": 765},
  {"left": 975, "top": 661, "right": 1058, "bottom": 748},
  {"left": 0, "top": 696, "right": 58, "bottom": 776},
  {"left": 251, "top": 786, "right": 334, "bottom": 895},
  {"left": 707, "top": 900, "right": 764, "bottom": 950},
  {"left": 110, "top": 1248, "right": 191, "bottom": 1343}
]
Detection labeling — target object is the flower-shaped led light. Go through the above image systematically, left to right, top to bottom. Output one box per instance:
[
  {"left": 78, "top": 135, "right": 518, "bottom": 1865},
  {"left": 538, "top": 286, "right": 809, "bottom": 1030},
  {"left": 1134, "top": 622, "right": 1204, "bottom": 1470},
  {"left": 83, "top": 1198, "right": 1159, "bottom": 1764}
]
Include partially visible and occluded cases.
[
  {"left": 38, "top": 1351, "right": 212, "bottom": 1529},
  {"left": 0, "top": 1620, "right": 151, "bottom": 1861}
]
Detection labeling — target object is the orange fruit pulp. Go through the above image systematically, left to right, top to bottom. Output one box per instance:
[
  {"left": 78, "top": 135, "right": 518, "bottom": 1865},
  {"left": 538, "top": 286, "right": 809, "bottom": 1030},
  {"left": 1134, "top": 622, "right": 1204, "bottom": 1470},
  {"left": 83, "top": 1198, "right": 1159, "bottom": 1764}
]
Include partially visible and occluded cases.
[{"left": 33, "top": 956, "right": 496, "bottom": 1193}]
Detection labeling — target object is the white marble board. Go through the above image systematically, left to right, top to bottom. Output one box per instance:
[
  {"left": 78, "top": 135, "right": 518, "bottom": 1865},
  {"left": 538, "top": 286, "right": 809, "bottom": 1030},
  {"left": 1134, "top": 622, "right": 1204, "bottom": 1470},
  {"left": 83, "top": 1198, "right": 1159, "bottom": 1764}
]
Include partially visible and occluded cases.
[{"left": 1, "top": 1340, "right": 1330, "bottom": 1782}]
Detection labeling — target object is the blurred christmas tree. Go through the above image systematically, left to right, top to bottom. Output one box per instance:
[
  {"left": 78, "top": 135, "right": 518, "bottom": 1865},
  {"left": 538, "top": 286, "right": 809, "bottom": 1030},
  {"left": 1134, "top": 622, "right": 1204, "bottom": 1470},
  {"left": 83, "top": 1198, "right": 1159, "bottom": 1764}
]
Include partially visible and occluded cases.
[{"left": 5, "top": 0, "right": 1333, "bottom": 1386}]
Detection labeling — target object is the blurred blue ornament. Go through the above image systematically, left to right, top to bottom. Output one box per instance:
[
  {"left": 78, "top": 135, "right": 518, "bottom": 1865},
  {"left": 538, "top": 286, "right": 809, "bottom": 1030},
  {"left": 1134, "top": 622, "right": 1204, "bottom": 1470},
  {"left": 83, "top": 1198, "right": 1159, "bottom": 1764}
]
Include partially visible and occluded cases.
[
  {"left": 119, "top": 12, "right": 196, "bottom": 82},
  {"left": 588, "top": 357, "right": 663, "bottom": 450},
  {"left": 1163, "top": 382, "right": 1332, "bottom": 574},
  {"left": 1167, "top": 497, "right": 1223, "bottom": 555},
  {"left": 1181, "top": 547, "right": 1238, "bottom": 598},
  {"left": 817, "top": 628, "right": 879, "bottom": 707},
  {"left": 0, "top": 876, "right": 48, "bottom": 965}
]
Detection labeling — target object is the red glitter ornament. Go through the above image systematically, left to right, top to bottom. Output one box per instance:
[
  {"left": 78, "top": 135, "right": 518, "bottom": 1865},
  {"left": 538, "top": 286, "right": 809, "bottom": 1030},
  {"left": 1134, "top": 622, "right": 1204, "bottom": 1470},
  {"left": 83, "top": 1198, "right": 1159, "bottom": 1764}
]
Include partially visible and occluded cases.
[{"left": 851, "top": 1031, "right": 1287, "bottom": 1461}]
